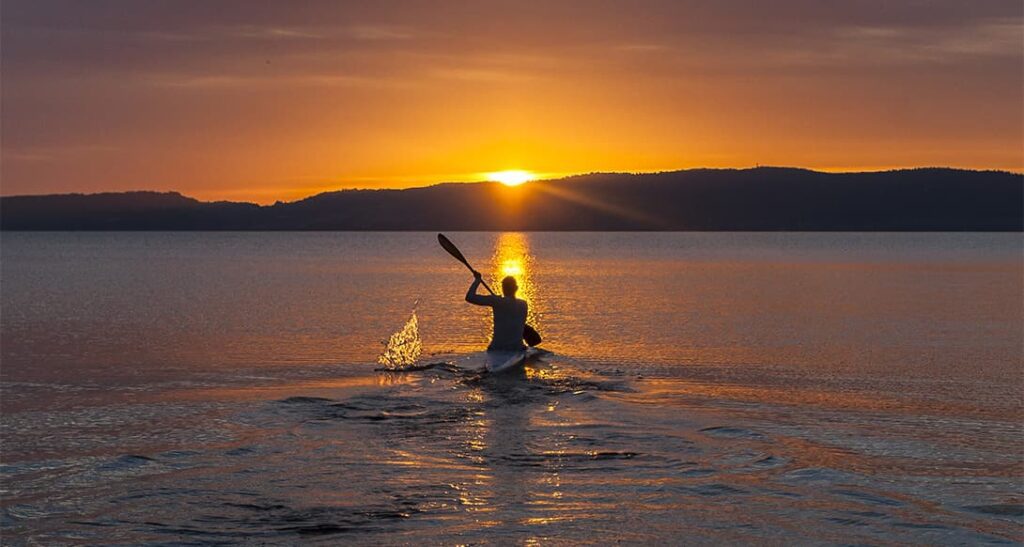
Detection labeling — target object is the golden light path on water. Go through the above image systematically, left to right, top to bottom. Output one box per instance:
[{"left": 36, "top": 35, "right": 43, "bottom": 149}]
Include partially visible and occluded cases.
[
  {"left": 447, "top": 232, "right": 563, "bottom": 528},
  {"left": 489, "top": 232, "right": 542, "bottom": 333}
]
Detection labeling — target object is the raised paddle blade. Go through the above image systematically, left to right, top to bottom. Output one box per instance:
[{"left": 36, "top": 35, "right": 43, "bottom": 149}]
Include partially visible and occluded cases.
[
  {"left": 437, "top": 233, "right": 471, "bottom": 268},
  {"left": 438, "top": 233, "right": 496, "bottom": 294},
  {"left": 523, "top": 324, "right": 543, "bottom": 347}
]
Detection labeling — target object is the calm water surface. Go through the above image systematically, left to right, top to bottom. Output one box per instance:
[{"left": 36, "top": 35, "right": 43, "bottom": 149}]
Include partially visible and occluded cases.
[{"left": 1, "top": 232, "right": 1022, "bottom": 544}]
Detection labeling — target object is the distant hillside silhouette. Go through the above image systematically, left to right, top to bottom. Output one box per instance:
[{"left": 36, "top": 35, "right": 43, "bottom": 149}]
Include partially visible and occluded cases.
[
  {"left": 2, "top": 168, "right": 1021, "bottom": 230},
  {"left": 0, "top": 191, "right": 260, "bottom": 230}
]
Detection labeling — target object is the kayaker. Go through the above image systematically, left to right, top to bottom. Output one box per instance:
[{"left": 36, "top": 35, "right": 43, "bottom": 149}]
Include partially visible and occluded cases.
[{"left": 466, "top": 272, "right": 528, "bottom": 351}]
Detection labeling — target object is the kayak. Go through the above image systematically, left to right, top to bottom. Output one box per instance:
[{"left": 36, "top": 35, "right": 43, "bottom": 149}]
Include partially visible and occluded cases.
[{"left": 485, "top": 348, "right": 540, "bottom": 373}]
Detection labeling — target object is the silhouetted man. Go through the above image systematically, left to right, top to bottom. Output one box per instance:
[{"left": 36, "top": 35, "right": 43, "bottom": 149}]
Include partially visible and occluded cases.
[{"left": 466, "top": 273, "right": 528, "bottom": 351}]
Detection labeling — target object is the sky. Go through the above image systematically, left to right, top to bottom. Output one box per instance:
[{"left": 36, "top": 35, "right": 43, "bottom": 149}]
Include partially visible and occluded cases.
[{"left": 2, "top": 0, "right": 1022, "bottom": 203}]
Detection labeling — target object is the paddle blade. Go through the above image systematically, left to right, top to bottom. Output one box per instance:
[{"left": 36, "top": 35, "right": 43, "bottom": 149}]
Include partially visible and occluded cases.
[
  {"left": 437, "top": 233, "right": 470, "bottom": 268},
  {"left": 523, "top": 324, "right": 543, "bottom": 347}
]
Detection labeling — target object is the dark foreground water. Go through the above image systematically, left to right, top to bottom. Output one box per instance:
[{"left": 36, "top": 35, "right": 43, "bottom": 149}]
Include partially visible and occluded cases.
[{"left": 2, "top": 232, "right": 1022, "bottom": 544}]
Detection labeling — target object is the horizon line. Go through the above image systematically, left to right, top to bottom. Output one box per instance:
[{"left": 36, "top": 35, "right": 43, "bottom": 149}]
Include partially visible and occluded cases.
[{"left": 2, "top": 165, "right": 1021, "bottom": 205}]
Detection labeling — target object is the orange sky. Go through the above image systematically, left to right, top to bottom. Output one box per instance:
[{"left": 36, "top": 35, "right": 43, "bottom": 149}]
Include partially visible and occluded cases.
[{"left": 2, "top": 1, "right": 1022, "bottom": 203}]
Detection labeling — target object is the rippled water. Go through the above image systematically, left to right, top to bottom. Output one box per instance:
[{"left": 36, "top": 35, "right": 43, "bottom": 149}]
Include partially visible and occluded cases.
[{"left": 1, "top": 232, "right": 1021, "bottom": 544}]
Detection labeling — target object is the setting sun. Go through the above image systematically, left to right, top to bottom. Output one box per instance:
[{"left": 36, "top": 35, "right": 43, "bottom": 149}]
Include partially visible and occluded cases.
[{"left": 487, "top": 170, "right": 535, "bottom": 187}]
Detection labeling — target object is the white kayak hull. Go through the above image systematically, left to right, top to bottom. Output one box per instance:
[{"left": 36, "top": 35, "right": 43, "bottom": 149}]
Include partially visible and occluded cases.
[{"left": 485, "top": 348, "right": 538, "bottom": 373}]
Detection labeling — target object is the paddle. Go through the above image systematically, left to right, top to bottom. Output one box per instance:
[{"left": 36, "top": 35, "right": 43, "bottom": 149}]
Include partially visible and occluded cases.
[{"left": 438, "top": 233, "right": 543, "bottom": 347}]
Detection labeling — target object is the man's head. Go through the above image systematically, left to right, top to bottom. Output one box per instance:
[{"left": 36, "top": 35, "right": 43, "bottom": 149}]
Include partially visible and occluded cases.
[{"left": 501, "top": 275, "right": 518, "bottom": 297}]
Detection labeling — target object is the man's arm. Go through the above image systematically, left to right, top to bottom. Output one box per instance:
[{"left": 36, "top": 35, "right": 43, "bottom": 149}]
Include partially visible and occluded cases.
[{"left": 465, "top": 271, "right": 497, "bottom": 306}]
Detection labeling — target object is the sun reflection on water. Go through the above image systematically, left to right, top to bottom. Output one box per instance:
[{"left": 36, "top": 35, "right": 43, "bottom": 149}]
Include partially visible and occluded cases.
[{"left": 490, "top": 233, "right": 542, "bottom": 331}]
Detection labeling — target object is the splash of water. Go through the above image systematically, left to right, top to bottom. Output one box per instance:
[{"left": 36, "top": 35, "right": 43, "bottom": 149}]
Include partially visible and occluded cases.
[{"left": 377, "top": 310, "right": 422, "bottom": 369}]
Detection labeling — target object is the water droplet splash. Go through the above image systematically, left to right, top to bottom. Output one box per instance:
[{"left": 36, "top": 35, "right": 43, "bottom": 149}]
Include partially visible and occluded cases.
[{"left": 377, "top": 309, "right": 422, "bottom": 370}]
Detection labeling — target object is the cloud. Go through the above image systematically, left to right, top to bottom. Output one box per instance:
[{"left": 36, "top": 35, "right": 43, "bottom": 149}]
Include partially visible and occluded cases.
[
  {"left": 618, "top": 16, "right": 1024, "bottom": 74},
  {"left": 830, "top": 18, "right": 1023, "bottom": 64},
  {"left": 137, "top": 24, "right": 415, "bottom": 43},
  {"left": 225, "top": 25, "right": 325, "bottom": 40},
  {"left": 347, "top": 25, "right": 415, "bottom": 41},
  {"left": 612, "top": 44, "right": 670, "bottom": 53},
  {"left": 430, "top": 68, "right": 532, "bottom": 83},
  {"left": 143, "top": 72, "right": 405, "bottom": 89},
  {"left": 3, "top": 145, "right": 119, "bottom": 162}
]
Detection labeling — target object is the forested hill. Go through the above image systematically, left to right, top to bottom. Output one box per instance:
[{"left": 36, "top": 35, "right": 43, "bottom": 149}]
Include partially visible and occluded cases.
[{"left": 2, "top": 168, "right": 1021, "bottom": 231}]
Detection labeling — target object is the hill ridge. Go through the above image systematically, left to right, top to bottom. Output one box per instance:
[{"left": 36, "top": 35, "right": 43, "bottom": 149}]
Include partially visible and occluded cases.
[{"left": 2, "top": 167, "right": 1021, "bottom": 231}]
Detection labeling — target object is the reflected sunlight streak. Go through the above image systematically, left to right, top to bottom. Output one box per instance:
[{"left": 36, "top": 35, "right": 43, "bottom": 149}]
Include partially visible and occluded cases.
[{"left": 491, "top": 233, "right": 542, "bottom": 332}]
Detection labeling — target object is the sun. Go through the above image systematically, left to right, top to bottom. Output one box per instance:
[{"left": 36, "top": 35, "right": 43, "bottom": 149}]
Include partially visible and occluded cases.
[{"left": 487, "top": 170, "right": 534, "bottom": 186}]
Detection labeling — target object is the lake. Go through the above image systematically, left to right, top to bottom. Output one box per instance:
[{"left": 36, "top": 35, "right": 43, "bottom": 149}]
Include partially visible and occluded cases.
[{"left": 1, "top": 232, "right": 1021, "bottom": 544}]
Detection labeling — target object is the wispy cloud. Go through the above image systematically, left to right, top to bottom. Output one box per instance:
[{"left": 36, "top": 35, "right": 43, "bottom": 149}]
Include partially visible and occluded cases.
[
  {"left": 831, "top": 18, "right": 1022, "bottom": 63},
  {"left": 137, "top": 24, "right": 415, "bottom": 43},
  {"left": 134, "top": 25, "right": 324, "bottom": 43},
  {"left": 227, "top": 25, "right": 325, "bottom": 39},
  {"left": 347, "top": 25, "right": 416, "bottom": 41},
  {"left": 612, "top": 43, "right": 670, "bottom": 53},
  {"left": 429, "top": 67, "right": 534, "bottom": 83},
  {"left": 143, "top": 72, "right": 406, "bottom": 89},
  {"left": 2, "top": 145, "right": 119, "bottom": 162}
]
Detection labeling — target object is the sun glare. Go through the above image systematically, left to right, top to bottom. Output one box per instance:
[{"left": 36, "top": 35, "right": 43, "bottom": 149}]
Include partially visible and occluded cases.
[
  {"left": 487, "top": 170, "right": 534, "bottom": 186},
  {"left": 500, "top": 259, "right": 523, "bottom": 277}
]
